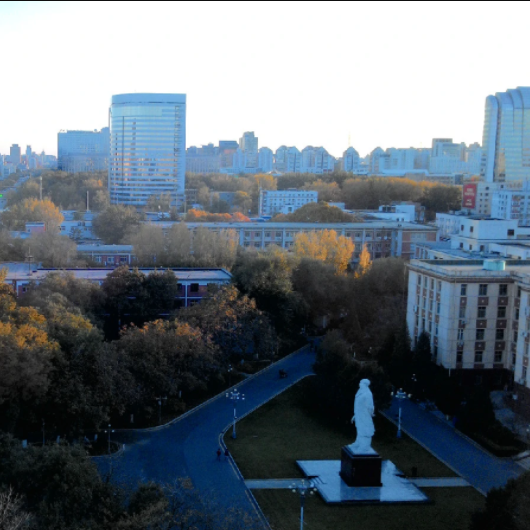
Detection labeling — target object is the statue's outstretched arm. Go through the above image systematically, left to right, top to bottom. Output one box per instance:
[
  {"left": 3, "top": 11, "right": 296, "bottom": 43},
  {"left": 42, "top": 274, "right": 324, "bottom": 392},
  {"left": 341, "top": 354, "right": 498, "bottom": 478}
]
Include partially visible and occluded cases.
[{"left": 351, "top": 415, "right": 355, "bottom": 424}]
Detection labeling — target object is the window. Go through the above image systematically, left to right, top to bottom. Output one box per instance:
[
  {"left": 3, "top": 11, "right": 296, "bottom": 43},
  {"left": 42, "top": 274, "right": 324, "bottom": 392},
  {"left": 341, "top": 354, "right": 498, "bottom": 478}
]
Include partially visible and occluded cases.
[
  {"left": 470, "top": 226, "right": 474, "bottom": 233},
  {"left": 508, "top": 229, "right": 515, "bottom": 236},
  {"left": 265, "top": 232, "right": 271, "bottom": 238},
  {"left": 276, "top": 232, "right": 282, "bottom": 238},
  {"left": 95, "top": 256, "right": 101, "bottom": 263},
  {"left": 417, "top": 275, "right": 422, "bottom": 285},
  {"left": 424, "top": 277, "right": 428, "bottom": 287},
  {"left": 430, "top": 279, "right": 434, "bottom": 290},
  {"left": 437, "top": 281, "right": 442, "bottom": 292},
  {"left": 177, "top": 283, "right": 183, "bottom": 291},
  {"left": 190, "top": 283, "right": 199, "bottom": 293},
  {"left": 461, "top": 284, "right": 467, "bottom": 296},
  {"left": 479, "top": 284, "right": 488, "bottom": 296},
  {"left": 499, "top": 284, "right": 508, "bottom": 296},
  {"left": 518, "top": 287, "right": 521, "bottom": 298},
  {"left": 423, "top": 297, "right": 427, "bottom": 309},
  {"left": 429, "top": 299, "right": 434, "bottom": 311},
  {"left": 437, "top": 302, "right": 441, "bottom": 314},
  {"left": 459, "top": 306, "right": 466, "bottom": 318},
  {"left": 477, "top": 307, "right": 486, "bottom": 318},
  {"left": 497, "top": 307, "right": 506, "bottom": 318},
  {"left": 516, "top": 308, "right": 520, "bottom": 320},
  {"left": 421, "top": 318, "right": 425, "bottom": 330},
  {"left": 428, "top": 321, "right": 432, "bottom": 332},
  {"left": 435, "top": 326, "right": 438, "bottom": 336},
  {"left": 457, "top": 328, "right": 464, "bottom": 341},
  {"left": 476, "top": 329, "right": 485, "bottom": 340},
  {"left": 495, "top": 329, "right": 505, "bottom": 340},
  {"left": 514, "top": 330, "right": 518, "bottom": 342},
  {"left": 474, "top": 351, "right": 483, "bottom": 363},
  {"left": 494, "top": 351, "right": 503, "bottom": 363},
  {"left": 457, "top": 352, "right": 463, "bottom": 363},
  {"left": 513, "top": 353, "right": 517, "bottom": 365},
  {"left": 523, "top": 366, "right": 528, "bottom": 380}
]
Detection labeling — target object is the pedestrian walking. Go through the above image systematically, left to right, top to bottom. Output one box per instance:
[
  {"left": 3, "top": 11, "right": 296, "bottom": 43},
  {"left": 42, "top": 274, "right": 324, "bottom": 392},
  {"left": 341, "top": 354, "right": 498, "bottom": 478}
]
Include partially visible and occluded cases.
[
  {"left": 216, "top": 447, "right": 222, "bottom": 461},
  {"left": 224, "top": 448, "right": 230, "bottom": 461}
]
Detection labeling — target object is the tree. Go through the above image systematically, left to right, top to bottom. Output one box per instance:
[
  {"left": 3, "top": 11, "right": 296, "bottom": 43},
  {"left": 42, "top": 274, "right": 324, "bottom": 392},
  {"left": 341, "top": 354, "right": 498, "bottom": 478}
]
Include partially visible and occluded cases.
[
  {"left": 302, "top": 179, "right": 342, "bottom": 202},
  {"left": 421, "top": 185, "right": 462, "bottom": 220},
  {"left": 233, "top": 191, "right": 252, "bottom": 213},
  {"left": 146, "top": 193, "right": 171, "bottom": 212},
  {"left": 1, "top": 199, "right": 63, "bottom": 231},
  {"left": 273, "top": 202, "right": 359, "bottom": 223},
  {"left": 92, "top": 205, "right": 143, "bottom": 244},
  {"left": 165, "top": 223, "right": 192, "bottom": 266},
  {"left": 129, "top": 224, "right": 165, "bottom": 266},
  {"left": 192, "top": 227, "right": 238, "bottom": 269},
  {"left": 293, "top": 229, "right": 354, "bottom": 273},
  {"left": 28, "top": 231, "right": 79, "bottom": 268},
  {"left": 355, "top": 243, "right": 372, "bottom": 278},
  {"left": 232, "top": 248, "right": 306, "bottom": 348},
  {"left": 178, "top": 285, "right": 277, "bottom": 362},
  {"left": 116, "top": 319, "right": 219, "bottom": 419},
  {"left": 311, "top": 330, "right": 391, "bottom": 421},
  {"left": 470, "top": 472, "right": 530, "bottom": 530},
  {"left": 0, "top": 487, "right": 31, "bottom": 529}
]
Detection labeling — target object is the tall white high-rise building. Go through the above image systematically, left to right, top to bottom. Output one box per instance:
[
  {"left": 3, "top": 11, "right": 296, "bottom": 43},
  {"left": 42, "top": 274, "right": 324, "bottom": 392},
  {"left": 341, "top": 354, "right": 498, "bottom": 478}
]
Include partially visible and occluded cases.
[
  {"left": 481, "top": 87, "right": 530, "bottom": 183},
  {"left": 109, "top": 93, "right": 186, "bottom": 208},
  {"left": 239, "top": 131, "right": 258, "bottom": 153},
  {"left": 342, "top": 147, "right": 360, "bottom": 172}
]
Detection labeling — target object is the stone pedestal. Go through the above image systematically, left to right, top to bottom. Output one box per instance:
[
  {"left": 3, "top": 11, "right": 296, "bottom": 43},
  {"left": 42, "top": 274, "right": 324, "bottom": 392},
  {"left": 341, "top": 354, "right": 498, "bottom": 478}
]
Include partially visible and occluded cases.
[{"left": 340, "top": 446, "right": 382, "bottom": 487}]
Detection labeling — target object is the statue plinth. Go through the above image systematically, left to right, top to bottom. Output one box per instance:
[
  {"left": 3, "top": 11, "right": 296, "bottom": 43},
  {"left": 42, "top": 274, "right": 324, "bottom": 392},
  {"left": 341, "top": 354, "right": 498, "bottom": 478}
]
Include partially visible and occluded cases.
[{"left": 340, "top": 446, "right": 382, "bottom": 487}]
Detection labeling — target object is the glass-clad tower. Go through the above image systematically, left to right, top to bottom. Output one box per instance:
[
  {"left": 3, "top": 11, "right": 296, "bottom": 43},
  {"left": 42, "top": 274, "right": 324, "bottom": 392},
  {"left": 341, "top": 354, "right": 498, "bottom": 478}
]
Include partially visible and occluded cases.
[
  {"left": 481, "top": 87, "right": 530, "bottom": 183},
  {"left": 109, "top": 93, "right": 186, "bottom": 207}
]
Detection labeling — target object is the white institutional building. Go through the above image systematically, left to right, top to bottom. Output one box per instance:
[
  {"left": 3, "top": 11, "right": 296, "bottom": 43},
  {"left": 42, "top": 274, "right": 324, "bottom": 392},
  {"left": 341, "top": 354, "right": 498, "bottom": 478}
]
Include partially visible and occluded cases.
[
  {"left": 258, "top": 189, "right": 318, "bottom": 217},
  {"left": 406, "top": 258, "right": 530, "bottom": 415}
]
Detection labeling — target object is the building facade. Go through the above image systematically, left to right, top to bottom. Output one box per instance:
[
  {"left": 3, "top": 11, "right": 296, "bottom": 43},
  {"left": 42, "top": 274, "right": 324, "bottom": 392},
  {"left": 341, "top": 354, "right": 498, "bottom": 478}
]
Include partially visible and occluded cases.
[
  {"left": 481, "top": 86, "right": 530, "bottom": 183},
  {"left": 108, "top": 93, "right": 186, "bottom": 208},
  {"left": 58, "top": 128, "right": 110, "bottom": 173},
  {"left": 258, "top": 189, "right": 318, "bottom": 217}
]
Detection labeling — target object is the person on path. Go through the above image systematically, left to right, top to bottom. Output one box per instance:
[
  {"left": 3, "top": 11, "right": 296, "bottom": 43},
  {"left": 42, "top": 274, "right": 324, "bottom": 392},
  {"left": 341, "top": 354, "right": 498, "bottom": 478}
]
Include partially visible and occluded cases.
[
  {"left": 216, "top": 447, "right": 222, "bottom": 461},
  {"left": 224, "top": 448, "right": 230, "bottom": 461}
]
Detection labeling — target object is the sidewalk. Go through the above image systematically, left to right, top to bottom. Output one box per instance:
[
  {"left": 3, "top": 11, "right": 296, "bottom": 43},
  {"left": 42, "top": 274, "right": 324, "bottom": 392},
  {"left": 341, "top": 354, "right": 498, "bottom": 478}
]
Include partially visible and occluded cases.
[{"left": 383, "top": 399, "right": 523, "bottom": 495}]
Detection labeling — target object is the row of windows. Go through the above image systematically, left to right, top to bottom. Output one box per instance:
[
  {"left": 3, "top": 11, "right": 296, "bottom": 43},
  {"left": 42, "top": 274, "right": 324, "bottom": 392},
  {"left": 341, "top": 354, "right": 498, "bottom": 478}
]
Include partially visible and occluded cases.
[{"left": 456, "top": 351, "right": 504, "bottom": 363}]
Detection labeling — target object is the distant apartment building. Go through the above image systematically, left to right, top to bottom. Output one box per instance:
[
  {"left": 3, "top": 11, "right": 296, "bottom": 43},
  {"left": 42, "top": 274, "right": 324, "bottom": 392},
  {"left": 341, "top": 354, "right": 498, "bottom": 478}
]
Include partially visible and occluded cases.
[
  {"left": 481, "top": 87, "right": 530, "bottom": 183},
  {"left": 109, "top": 93, "right": 186, "bottom": 208},
  {"left": 58, "top": 128, "right": 110, "bottom": 173},
  {"left": 239, "top": 131, "right": 258, "bottom": 153},
  {"left": 429, "top": 139, "right": 482, "bottom": 175},
  {"left": 186, "top": 144, "right": 220, "bottom": 173},
  {"left": 274, "top": 146, "right": 301, "bottom": 173},
  {"left": 300, "top": 146, "right": 335, "bottom": 174},
  {"left": 258, "top": 147, "right": 274, "bottom": 173},
  {"left": 342, "top": 147, "right": 360, "bottom": 173},
  {"left": 490, "top": 181, "right": 530, "bottom": 225},
  {"left": 258, "top": 189, "right": 318, "bottom": 217}
]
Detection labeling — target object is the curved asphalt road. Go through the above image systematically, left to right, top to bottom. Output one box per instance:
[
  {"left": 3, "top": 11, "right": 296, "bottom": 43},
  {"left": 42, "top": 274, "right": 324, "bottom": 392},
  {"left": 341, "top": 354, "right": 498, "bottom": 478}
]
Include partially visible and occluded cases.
[{"left": 97, "top": 347, "right": 316, "bottom": 522}]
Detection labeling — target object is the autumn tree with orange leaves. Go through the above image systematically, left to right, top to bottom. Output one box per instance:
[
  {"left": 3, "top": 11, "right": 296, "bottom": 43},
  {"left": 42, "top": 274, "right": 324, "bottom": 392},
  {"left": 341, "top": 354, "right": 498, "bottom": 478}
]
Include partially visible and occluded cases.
[{"left": 293, "top": 229, "right": 354, "bottom": 273}]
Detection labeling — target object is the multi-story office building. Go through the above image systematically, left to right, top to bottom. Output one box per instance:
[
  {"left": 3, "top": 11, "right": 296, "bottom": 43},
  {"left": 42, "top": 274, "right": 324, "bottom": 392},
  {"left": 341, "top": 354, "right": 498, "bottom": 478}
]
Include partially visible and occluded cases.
[
  {"left": 481, "top": 87, "right": 530, "bottom": 183},
  {"left": 108, "top": 93, "right": 186, "bottom": 208},
  {"left": 57, "top": 128, "right": 110, "bottom": 173},
  {"left": 239, "top": 131, "right": 258, "bottom": 153},
  {"left": 9, "top": 144, "right": 21, "bottom": 165},
  {"left": 258, "top": 189, "right": 318, "bottom": 217}
]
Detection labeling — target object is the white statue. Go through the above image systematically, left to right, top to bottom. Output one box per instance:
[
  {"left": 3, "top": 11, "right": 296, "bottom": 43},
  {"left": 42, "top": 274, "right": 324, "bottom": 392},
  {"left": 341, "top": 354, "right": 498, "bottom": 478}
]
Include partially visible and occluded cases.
[{"left": 348, "top": 379, "right": 375, "bottom": 453}]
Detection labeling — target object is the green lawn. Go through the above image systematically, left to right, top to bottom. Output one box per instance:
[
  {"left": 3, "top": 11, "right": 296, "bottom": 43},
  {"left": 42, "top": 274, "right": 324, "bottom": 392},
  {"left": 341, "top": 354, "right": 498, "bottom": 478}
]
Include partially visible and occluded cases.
[{"left": 225, "top": 378, "right": 485, "bottom": 530}]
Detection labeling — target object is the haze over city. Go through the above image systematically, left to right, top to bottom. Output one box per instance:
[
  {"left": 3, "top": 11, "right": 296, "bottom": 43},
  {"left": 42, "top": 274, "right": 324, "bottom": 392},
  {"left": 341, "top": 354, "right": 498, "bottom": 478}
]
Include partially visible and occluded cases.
[{"left": 1, "top": 0, "right": 528, "bottom": 156}]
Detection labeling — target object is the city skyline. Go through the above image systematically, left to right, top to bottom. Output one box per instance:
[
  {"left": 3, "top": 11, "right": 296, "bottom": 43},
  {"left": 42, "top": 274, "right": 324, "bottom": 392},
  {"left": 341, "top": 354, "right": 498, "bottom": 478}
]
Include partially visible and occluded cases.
[{"left": 1, "top": 1, "right": 529, "bottom": 157}]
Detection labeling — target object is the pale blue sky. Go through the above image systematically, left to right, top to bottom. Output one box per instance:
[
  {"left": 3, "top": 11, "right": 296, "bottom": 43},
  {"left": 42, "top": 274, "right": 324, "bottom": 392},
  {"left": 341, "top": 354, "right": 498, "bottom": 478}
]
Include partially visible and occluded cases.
[{"left": 0, "top": 1, "right": 528, "bottom": 158}]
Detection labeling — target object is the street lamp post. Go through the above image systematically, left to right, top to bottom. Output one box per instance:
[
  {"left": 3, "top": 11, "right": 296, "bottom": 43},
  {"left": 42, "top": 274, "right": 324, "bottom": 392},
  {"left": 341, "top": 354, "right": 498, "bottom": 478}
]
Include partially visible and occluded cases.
[
  {"left": 227, "top": 364, "right": 232, "bottom": 387},
  {"left": 226, "top": 388, "right": 244, "bottom": 439},
  {"left": 391, "top": 388, "right": 411, "bottom": 438},
  {"left": 155, "top": 396, "right": 167, "bottom": 425},
  {"left": 104, "top": 424, "right": 115, "bottom": 455},
  {"left": 291, "top": 479, "right": 317, "bottom": 530}
]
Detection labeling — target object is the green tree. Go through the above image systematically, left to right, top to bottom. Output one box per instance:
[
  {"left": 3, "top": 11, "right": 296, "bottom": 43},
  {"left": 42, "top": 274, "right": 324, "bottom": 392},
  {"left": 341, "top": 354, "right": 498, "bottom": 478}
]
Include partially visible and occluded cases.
[
  {"left": 421, "top": 185, "right": 462, "bottom": 220},
  {"left": 92, "top": 205, "right": 143, "bottom": 244},
  {"left": 165, "top": 223, "right": 192, "bottom": 266},
  {"left": 129, "top": 224, "right": 165, "bottom": 266},
  {"left": 28, "top": 231, "right": 79, "bottom": 268},
  {"left": 178, "top": 285, "right": 277, "bottom": 361},
  {"left": 470, "top": 471, "right": 530, "bottom": 530}
]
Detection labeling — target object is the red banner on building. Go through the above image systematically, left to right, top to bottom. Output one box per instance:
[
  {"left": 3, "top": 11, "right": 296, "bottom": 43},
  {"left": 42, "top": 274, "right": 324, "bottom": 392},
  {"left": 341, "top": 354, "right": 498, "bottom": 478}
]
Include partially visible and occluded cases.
[{"left": 462, "top": 183, "right": 477, "bottom": 209}]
